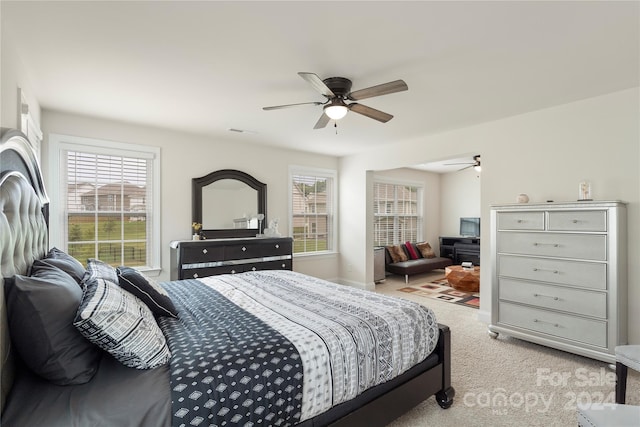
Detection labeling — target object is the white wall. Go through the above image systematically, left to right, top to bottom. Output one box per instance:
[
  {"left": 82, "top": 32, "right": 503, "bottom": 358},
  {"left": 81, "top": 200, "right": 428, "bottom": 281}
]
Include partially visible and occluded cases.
[
  {"left": 1, "top": 31, "right": 40, "bottom": 130},
  {"left": 339, "top": 88, "right": 640, "bottom": 344},
  {"left": 40, "top": 111, "right": 340, "bottom": 282},
  {"left": 440, "top": 167, "right": 481, "bottom": 236}
]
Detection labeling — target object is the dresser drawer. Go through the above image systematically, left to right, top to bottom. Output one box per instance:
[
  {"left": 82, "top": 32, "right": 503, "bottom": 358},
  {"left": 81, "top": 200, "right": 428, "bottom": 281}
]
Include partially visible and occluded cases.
[
  {"left": 548, "top": 210, "right": 606, "bottom": 232},
  {"left": 497, "top": 212, "right": 545, "bottom": 230},
  {"left": 497, "top": 232, "right": 606, "bottom": 261},
  {"left": 262, "top": 240, "right": 292, "bottom": 256},
  {"left": 224, "top": 243, "right": 262, "bottom": 260},
  {"left": 182, "top": 245, "right": 224, "bottom": 263},
  {"left": 498, "top": 255, "right": 607, "bottom": 290},
  {"left": 246, "top": 259, "right": 292, "bottom": 272},
  {"left": 182, "top": 265, "right": 244, "bottom": 279},
  {"left": 499, "top": 278, "right": 607, "bottom": 318},
  {"left": 499, "top": 302, "right": 607, "bottom": 347}
]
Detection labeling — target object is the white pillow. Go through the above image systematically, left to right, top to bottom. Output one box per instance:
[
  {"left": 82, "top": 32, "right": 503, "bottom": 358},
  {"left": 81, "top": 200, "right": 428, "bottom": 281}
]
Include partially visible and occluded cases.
[{"left": 74, "top": 277, "right": 171, "bottom": 369}]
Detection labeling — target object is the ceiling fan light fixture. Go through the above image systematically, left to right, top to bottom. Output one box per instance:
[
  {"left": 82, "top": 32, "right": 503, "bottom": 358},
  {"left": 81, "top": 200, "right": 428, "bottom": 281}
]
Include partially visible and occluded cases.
[
  {"left": 324, "top": 102, "right": 348, "bottom": 120},
  {"left": 474, "top": 164, "right": 482, "bottom": 172}
]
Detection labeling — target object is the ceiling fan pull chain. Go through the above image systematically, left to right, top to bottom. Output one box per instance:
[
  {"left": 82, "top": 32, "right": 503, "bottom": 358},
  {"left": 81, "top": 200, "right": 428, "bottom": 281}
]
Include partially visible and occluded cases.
[{"left": 335, "top": 122, "right": 338, "bottom": 135}]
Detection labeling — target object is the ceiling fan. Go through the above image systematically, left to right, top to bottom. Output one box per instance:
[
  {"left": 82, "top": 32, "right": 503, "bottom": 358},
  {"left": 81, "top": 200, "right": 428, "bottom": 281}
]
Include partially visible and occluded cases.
[
  {"left": 263, "top": 72, "right": 408, "bottom": 129},
  {"left": 445, "top": 155, "right": 481, "bottom": 172}
]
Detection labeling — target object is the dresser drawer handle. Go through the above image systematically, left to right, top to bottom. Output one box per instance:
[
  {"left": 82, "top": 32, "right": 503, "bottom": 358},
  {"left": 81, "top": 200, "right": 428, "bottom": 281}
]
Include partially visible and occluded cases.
[
  {"left": 517, "top": 219, "right": 524, "bottom": 223},
  {"left": 572, "top": 219, "right": 579, "bottom": 223},
  {"left": 533, "top": 242, "right": 559, "bottom": 247},
  {"left": 275, "top": 244, "right": 279, "bottom": 249},
  {"left": 242, "top": 247, "right": 247, "bottom": 251},
  {"left": 202, "top": 249, "right": 208, "bottom": 254},
  {"left": 281, "top": 263, "right": 286, "bottom": 268},
  {"left": 251, "top": 267, "right": 257, "bottom": 271},
  {"left": 532, "top": 268, "right": 559, "bottom": 274},
  {"left": 231, "top": 269, "right": 236, "bottom": 274},
  {"left": 533, "top": 293, "right": 560, "bottom": 301},
  {"left": 533, "top": 319, "right": 559, "bottom": 327}
]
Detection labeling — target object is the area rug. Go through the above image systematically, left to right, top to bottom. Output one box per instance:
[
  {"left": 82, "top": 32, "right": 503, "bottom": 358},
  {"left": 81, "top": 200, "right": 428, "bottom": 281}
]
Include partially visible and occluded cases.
[{"left": 398, "top": 277, "right": 479, "bottom": 309}]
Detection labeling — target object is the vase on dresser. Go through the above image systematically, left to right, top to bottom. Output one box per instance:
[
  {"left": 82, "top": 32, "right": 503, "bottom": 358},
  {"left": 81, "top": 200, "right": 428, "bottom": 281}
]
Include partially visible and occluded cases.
[{"left": 488, "top": 201, "right": 627, "bottom": 363}]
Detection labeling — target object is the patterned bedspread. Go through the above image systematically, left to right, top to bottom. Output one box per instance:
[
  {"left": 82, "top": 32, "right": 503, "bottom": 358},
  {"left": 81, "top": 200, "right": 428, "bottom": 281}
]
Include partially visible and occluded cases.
[{"left": 159, "top": 270, "right": 439, "bottom": 426}]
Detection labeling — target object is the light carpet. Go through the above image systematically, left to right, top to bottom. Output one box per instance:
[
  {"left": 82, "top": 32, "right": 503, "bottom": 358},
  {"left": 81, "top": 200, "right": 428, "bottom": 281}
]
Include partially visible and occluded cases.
[{"left": 376, "top": 272, "right": 640, "bottom": 427}]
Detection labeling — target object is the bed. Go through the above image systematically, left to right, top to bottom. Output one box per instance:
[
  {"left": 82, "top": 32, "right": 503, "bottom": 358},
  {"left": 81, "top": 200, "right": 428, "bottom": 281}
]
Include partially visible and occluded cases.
[{"left": 0, "top": 128, "right": 454, "bottom": 426}]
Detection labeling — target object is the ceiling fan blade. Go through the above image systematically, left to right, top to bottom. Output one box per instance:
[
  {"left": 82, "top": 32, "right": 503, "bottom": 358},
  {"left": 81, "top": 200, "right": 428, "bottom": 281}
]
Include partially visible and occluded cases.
[
  {"left": 298, "top": 72, "right": 336, "bottom": 98},
  {"left": 348, "top": 80, "right": 408, "bottom": 101},
  {"left": 263, "top": 101, "right": 324, "bottom": 111},
  {"left": 348, "top": 103, "right": 393, "bottom": 123},
  {"left": 313, "top": 112, "right": 331, "bottom": 129},
  {"left": 444, "top": 162, "right": 475, "bottom": 166}
]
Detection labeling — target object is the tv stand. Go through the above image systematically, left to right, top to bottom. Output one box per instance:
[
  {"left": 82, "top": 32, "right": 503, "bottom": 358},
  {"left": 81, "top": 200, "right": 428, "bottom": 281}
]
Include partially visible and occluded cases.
[{"left": 439, "top": 236, "right": 480, "bottom": 265}]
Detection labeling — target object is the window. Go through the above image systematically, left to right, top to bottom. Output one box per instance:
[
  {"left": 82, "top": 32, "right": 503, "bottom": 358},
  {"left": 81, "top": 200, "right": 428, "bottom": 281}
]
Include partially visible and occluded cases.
[
  {"left": 49, "top": 135, "right": 160, "bottom": 271},
  {"left": 290, "top": 167, "right": 336, "bottom": 255},
  {"left": 373, "top": 181, "right": 422, "bottom": 246}
]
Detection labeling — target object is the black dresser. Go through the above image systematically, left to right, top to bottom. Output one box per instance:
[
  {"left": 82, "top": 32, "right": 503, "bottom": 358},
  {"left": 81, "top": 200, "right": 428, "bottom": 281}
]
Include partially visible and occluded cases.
[{"left": 170, "top": 237, "right": 293, "bottom": 280}]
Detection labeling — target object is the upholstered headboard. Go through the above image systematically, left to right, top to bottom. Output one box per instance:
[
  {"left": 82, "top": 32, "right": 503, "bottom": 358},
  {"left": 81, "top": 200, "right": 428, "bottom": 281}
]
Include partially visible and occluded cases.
[{"left": 0, "top": 129, "right": 49, "bottom": 412}]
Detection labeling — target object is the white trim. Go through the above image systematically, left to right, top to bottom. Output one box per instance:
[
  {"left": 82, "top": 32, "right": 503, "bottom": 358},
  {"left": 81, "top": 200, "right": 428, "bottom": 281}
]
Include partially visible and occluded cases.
[
  {"left": 18, "top": 88, "right": 43, "bottom": 159},
  {"left": 48, "top": 134, "right": 161, "bottom": 270},
  {"left": 288, "top": 165, "right": 338, "bottom": 255}
]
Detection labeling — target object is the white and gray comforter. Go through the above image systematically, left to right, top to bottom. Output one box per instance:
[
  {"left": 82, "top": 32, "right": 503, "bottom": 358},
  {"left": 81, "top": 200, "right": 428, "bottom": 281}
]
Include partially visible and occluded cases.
[{"left": 159, "top": 270, "right": 439, "bottom": 426}]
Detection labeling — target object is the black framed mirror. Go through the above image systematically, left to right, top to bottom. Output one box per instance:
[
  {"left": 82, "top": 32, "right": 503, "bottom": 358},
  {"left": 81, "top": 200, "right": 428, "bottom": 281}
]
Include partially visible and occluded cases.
[{"left": 192, "top": 169, "right": 267, "bottom": 239}]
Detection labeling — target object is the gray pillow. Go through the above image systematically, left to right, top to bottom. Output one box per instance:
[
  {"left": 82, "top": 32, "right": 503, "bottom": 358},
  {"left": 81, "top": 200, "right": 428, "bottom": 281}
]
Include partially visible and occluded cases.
[
  {"left": 44, "top": 247, "right": 86, "bottom": 284},
  {"left": 5, "top": 260, "right": 102, "bottom": 385}
]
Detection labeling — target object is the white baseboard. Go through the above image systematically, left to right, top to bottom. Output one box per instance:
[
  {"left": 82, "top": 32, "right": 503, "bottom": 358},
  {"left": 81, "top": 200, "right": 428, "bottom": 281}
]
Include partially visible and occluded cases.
[{"left": 476, "top": 310, "right": 491, "bottom": 324}]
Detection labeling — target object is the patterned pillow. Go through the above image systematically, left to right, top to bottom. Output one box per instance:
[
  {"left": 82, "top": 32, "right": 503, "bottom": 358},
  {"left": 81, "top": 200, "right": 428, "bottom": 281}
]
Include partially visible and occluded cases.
[
  {"left": 416, "top": 242, "right": 436, "bottom": 258},
  {"left": 386, "top": 245, "right": 408, "bottom": 263},
  {"left": 44, "top": 247, "right": 86, "bottom": 284},
  {"left": 86, "top": 258, "right": 119, "bottom": 283},
  {"left": 117, "top": 267, "right": 178, "bottom": 318},
  {"left": 74, "top": 277, "right": 171, "bottom": 369}
]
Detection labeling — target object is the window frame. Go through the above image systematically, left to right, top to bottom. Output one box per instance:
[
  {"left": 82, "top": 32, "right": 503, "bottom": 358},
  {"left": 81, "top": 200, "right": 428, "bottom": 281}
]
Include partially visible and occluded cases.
[
  {"left": 48, "top": 134, "right": 161, "bottom": 274},
  {"left": 288, "top": 166, "right": 338, "bottom": 257},
  {"left": 373, "top": 177, "right": 423, "bottom": 246}
]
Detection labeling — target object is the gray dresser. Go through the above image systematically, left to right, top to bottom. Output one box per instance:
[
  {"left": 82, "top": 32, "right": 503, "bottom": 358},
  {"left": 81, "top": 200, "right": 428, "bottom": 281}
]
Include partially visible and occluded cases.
[
  {"left": 488, "top": 201, "right": 627, "bottom": 363},
  {"left": 170, "top": 237, "right": 293, "bottom": 280}
]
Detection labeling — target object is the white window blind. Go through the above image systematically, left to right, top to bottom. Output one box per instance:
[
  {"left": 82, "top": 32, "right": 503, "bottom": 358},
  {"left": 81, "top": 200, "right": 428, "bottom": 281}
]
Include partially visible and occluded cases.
[
  {"left": 49, "top": 134, "right": 160, "bottom": 271},
  {"left": 290, "top": 170, "right": 335, "bottom": 254},
  {"left": 373, "top": 182, "right": 421, "bottom": 246}
]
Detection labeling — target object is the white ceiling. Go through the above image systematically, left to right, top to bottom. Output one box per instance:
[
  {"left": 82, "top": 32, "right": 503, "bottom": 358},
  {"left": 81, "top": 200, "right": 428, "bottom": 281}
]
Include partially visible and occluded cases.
[{"left": 2, "top": 1, "right": 638, "bottom": 158}]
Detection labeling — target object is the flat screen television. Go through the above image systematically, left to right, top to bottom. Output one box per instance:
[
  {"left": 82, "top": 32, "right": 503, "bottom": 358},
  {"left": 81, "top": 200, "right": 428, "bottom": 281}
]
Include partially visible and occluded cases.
[{"left": 460, "top": 217, "right": 480, "bottom": 237}]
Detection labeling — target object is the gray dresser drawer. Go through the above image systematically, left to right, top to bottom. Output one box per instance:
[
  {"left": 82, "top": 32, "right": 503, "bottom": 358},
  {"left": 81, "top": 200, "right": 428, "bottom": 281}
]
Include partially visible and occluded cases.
[
  {"left": 548, "top": 210, "right": 607, "bottom": 232},
  {"left": 497, "top": 211, "right": 545, "bottom": 230},
  {"left": 497, "top": 232, "right": 607, "bottom": 261},
  {"left": 498, "top": 255, "right": 607, "bottom": 290},
  {"left": 499, "top": 278, "right": 607, "bottom": 318},
  {"left": 499, "top": 302, "right": 607, "bottom": 347}
]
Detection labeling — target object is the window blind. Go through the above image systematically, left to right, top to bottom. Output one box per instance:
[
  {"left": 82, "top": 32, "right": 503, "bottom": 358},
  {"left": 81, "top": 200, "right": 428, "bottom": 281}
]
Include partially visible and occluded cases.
[
  {"left": 64, "top": 150, "right": 153, "bottom": 267},
  {"left": 373, "top": 182, "right": 421, "bottom": 246}
]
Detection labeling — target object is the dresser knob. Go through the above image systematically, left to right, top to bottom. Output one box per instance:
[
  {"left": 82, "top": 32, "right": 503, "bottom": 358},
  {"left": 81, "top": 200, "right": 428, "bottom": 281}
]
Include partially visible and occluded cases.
[
  {"left": 572, "top": 219, "right": 578, "bottom": 223},
  {"left": 275, "top": 244, "right": 279, "bottom": 249},
  {"left": 242, "top": 247, "right": 247, "bottom": 251},
  {"left": 202, "top": 249, "right": 208, "bottom": 254},
  {"left": 281, "top": 264, "right": 286, "bottom": 268},
  {"left": 252, "top": 267, "right": 257, "bottom": 271},
  {"left": 231, "top": 270, "right": 236, "bottom": 274},
  {"left": 193, "top": 273, "right": 199, "bottom": 278}
]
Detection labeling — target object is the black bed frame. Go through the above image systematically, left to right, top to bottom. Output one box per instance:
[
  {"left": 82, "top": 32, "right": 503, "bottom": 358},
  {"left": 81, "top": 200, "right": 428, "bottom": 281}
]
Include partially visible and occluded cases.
[{"left": 0, "top": 128, "right": 454, "bottom": 425}]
